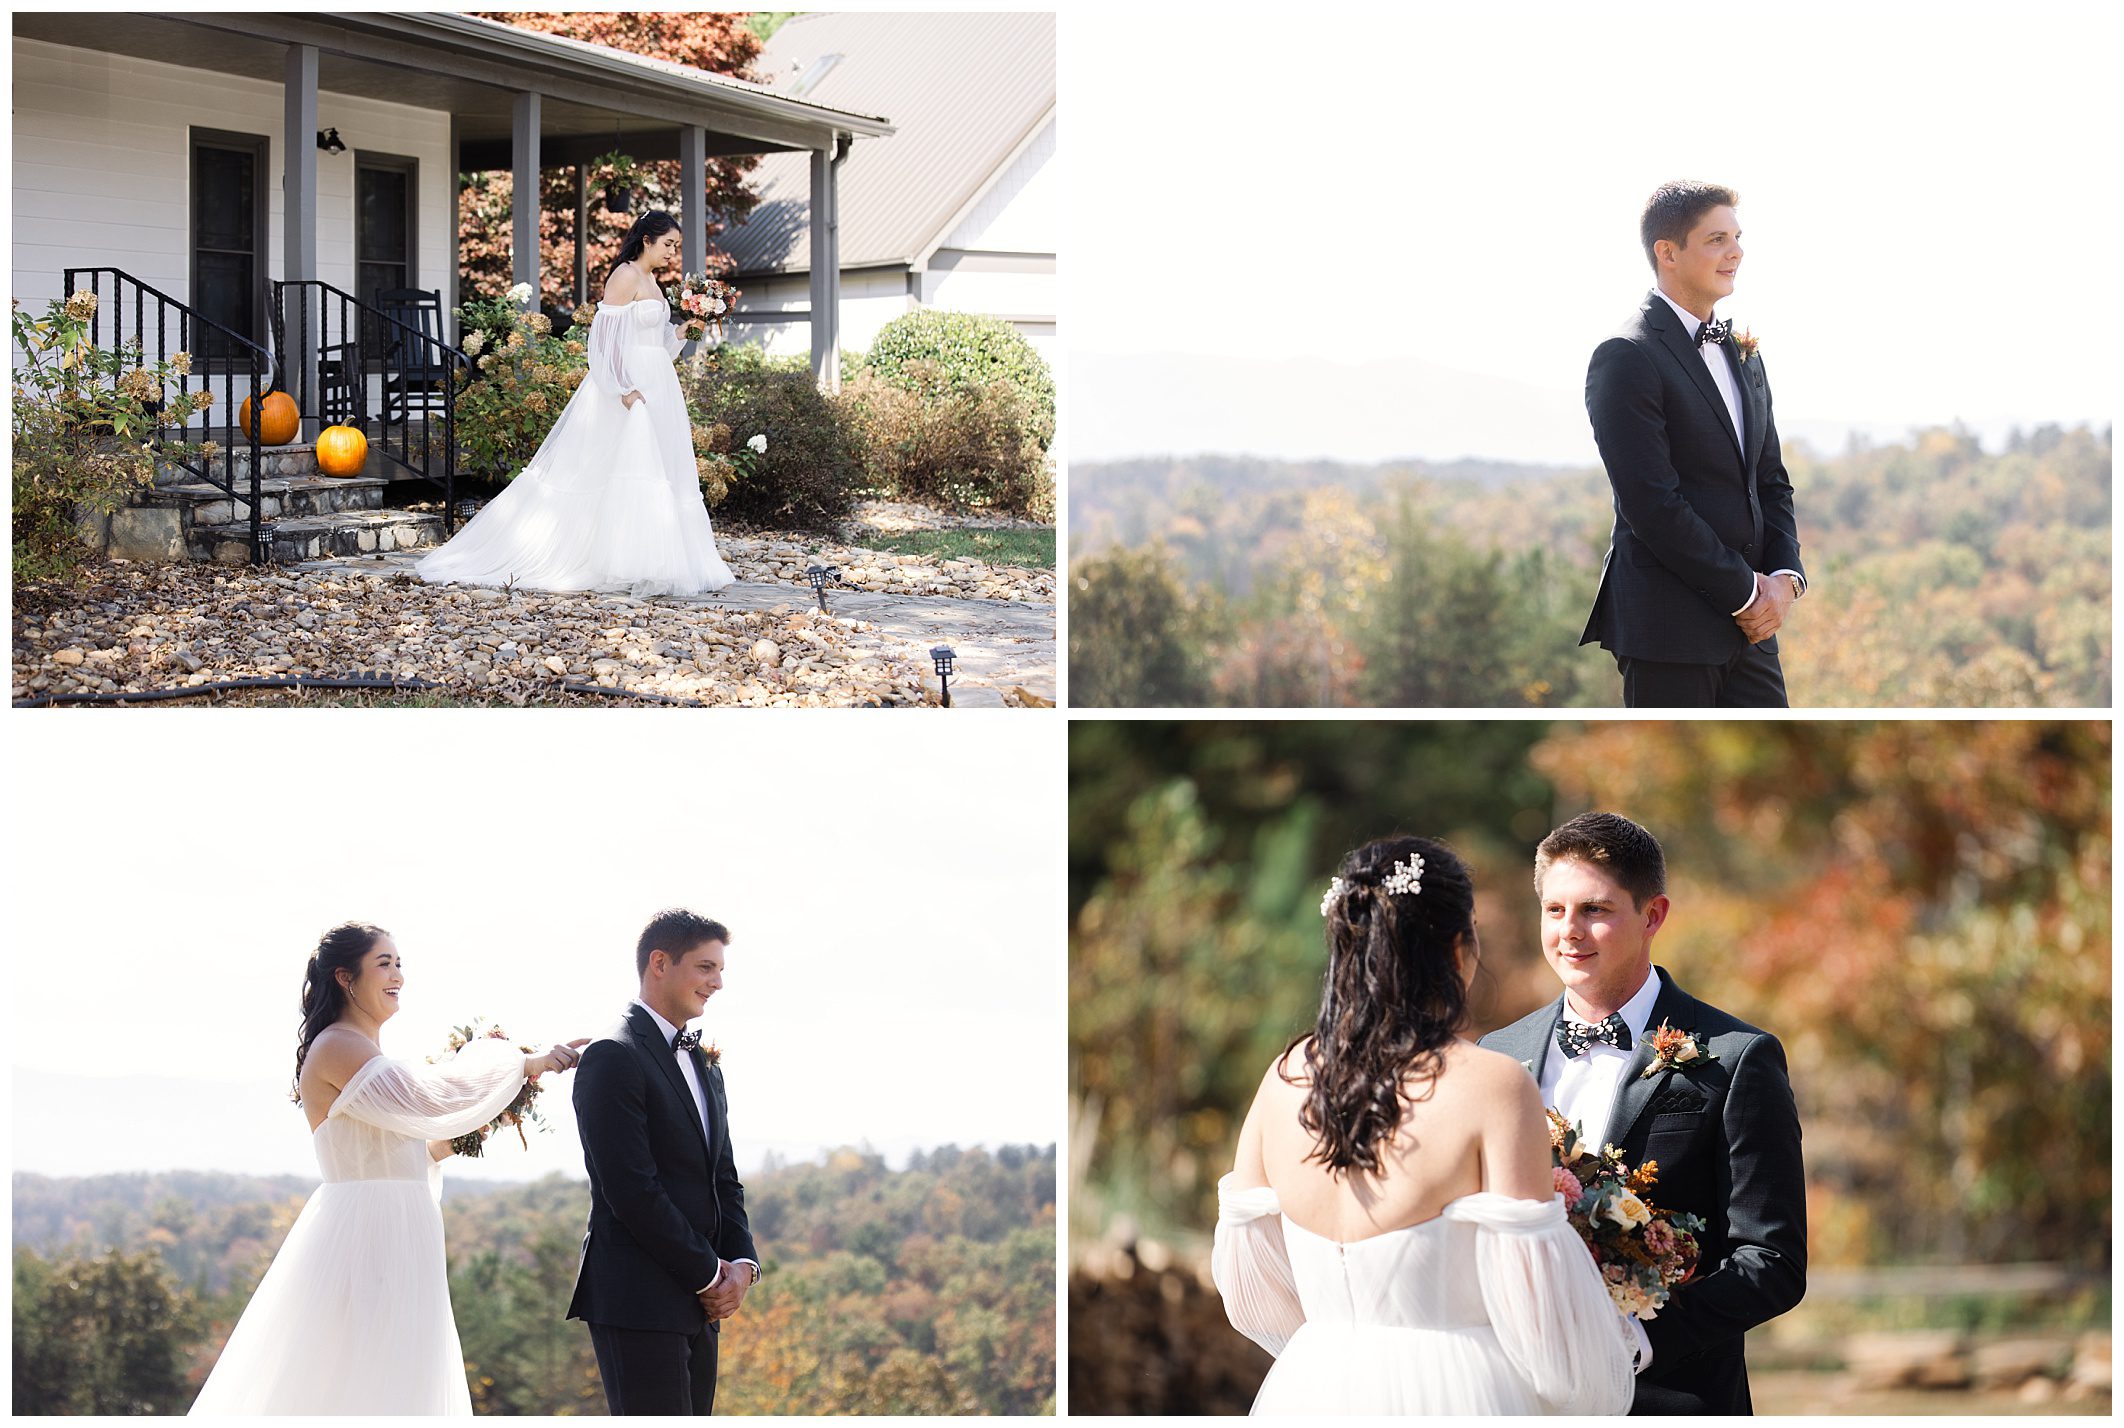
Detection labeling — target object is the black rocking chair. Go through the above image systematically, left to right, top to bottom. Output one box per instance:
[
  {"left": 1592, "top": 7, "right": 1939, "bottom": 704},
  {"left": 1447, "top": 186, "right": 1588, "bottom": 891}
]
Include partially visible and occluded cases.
[{"left": 376, "top": 287, "right": 451, "bottom": 423}]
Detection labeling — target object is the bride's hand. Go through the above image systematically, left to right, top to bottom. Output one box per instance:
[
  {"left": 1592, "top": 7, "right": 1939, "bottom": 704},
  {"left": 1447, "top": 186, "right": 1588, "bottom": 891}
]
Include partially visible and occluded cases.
[
  {"left": 621, "top": 390, "right": 643, "bottom": 410},
  {"left": 528, "top": 1039, "right": 592, "bottom": 1078}
]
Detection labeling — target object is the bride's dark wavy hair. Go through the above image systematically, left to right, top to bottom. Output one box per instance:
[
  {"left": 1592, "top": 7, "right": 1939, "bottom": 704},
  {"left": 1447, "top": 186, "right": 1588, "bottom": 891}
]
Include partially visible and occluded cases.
[
  {"left": 611, "top": 210, "right": 682, "bottom": 275},
  {"left": 1281, "top": 835, "right": 1476, "bottom": 1175},
  {"left": 291, "top": 921, "right": 390, "bottom": 1103}
]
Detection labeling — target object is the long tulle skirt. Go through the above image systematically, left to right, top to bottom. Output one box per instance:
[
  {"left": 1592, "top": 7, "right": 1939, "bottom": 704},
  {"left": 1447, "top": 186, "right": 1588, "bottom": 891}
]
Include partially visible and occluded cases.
[
  {"left": 417, "top": 364, "right": 734, "bottom": 597},
  {"left": 188, "top": 1180, "right": 473, "bottom": 1415},
  {"left": 1251, "top": 1321, "right": 1545, "bottom": 1415}
]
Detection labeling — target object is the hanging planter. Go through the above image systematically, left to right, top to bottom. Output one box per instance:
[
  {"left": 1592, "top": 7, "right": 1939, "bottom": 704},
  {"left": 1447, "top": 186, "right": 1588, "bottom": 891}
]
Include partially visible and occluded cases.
[{"left": 591, "top": 150, "right": 648, "bottom": 216}]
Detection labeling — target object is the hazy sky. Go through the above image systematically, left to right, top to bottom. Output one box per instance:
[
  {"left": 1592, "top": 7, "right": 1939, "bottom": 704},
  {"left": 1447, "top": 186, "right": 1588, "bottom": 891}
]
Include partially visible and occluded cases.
[
  {"left": 1064, "top": 1, "right": 2118, "bottom": 462},
  {"left": 10, "top": 715, "right": 1061, "bottom": 1183}
]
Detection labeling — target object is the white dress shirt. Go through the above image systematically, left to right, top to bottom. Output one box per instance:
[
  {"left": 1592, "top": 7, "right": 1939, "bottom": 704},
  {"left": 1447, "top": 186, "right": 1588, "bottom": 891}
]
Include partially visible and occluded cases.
[
  {"left": 1652, "top": 287, "right": 1806, "bottom": 617},
  {"left": 1537, "top": 965, "right": 1666, "bottom": 1151},
  {"left": 630, "top": 998, "right": 757, "bottom": 1292}
]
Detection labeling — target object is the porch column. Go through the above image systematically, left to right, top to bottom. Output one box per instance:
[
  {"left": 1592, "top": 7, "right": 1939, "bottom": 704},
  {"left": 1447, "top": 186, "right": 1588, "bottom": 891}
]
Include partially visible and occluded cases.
[
  {"left": 282, "top": 43, "right": 319, "bottom": 419},
  {"left": 510, "top": 91, "right": 541, "bottom": 309},
  {"left": 448, "top": 115, "right": 461, "bottom": 342},
  {"left": 679, "top": 125, "right": 706, "bottom": 355},
  {"left": 808, "top": 135, "right": 847, "bottom": 391},
  {"left": 573, "top": 164, "right": 589, "bottom": 307}
]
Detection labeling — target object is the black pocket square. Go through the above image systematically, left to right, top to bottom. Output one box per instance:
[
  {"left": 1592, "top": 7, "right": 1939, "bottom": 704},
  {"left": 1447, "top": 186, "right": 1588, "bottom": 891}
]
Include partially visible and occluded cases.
[{"left": 1648, "top": 1088, "right": 1708, "bottom": 1116}]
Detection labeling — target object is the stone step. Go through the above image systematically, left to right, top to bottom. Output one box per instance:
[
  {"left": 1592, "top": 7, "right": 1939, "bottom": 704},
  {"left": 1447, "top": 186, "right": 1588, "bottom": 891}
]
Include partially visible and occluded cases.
[
  {"left": 153, "top": 422, "right": 450, "bottom": 488},
  {"left": 141, "top": 474, "right": 389, "bottom": 526},
  {"left": 190, "top": 508, "right": 445, "bottom": 566}
]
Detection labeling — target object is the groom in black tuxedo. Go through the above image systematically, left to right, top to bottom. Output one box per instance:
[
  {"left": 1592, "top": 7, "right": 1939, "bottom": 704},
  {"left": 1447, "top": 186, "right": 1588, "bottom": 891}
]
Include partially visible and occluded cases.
[
  {"left": 1582, "top": 181, "right": 1808, "bottom": 707},
  {"left": 1480, "top": 813, "right": 1805, "bottom": 1414},
  {"left": 568, "top": 909, "right": 758, "bottom": 1415}
]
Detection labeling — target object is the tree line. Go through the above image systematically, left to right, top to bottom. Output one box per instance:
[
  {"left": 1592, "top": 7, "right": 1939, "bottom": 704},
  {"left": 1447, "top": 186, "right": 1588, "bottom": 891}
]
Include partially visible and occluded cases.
[
  {"left": 1068, "top": 425, "right": 2111, "bottom": 707},
  {"left": 13, "top": 1144, "right": 1055, "bottom": 1415}
]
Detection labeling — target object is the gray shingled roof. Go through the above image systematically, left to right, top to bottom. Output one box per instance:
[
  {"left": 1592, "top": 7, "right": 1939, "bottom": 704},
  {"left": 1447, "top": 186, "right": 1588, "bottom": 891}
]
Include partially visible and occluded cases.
[{"left": 718, "top": 11, "right": 1055, "bottom": 277}]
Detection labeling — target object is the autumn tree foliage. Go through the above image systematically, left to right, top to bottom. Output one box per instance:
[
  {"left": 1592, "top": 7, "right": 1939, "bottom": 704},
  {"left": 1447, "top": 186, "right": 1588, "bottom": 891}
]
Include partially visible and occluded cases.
[
  {"left": 461, "top": 13, "right": 767, "bottom": 309},
  {"left": 1069, "top": 721, "right": 2109, "bottom": 1270}
]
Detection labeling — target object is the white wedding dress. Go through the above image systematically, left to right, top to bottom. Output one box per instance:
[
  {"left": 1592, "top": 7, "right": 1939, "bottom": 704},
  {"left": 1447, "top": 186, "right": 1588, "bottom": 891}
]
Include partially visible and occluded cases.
[
  {"left": 416, "top": 297, "right": 736, "bottom": 596},
  {"left": 187, "top": 1039, "right": 528, "bottom": 1416},
  {"left": 1214, "top": 1177, "right": 1635, "bottom": 1415}
]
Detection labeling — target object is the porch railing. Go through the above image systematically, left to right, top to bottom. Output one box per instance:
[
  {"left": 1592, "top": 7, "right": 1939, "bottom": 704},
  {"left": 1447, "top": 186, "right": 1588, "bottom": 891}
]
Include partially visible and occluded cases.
[
  {"left": 62, "top": 267, "right": 270, "bottom": 562},
  {"left": 270, "top": 280, "right": 466, "bottom": 532}
]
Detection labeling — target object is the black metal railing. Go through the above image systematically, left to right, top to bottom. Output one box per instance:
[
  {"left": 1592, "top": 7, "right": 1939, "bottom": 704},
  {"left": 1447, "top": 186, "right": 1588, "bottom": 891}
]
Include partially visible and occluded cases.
[
  {"left": 62, "top": 266, "right": 270, "bottom": 562},
  {"left": 271, "top": 280, "right": 466, "bottom": 531}
]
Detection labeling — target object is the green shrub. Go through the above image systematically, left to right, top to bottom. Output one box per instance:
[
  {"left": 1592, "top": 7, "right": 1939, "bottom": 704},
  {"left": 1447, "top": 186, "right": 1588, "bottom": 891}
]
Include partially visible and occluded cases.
[
  {"left": 12, "top": 293, "right": 213, "bottom": 582},
  {"left": 452, "top": 301, "right": 590, "bottom": 483},
  {"left": 863, "top": 311, "right": 1055, "bottom": 451},
  {"left": 681, "top": 358, "right": 861, "bottom": 531},
  {"left": 842, "top": 367, "right": 1053, "bottom": 520}
]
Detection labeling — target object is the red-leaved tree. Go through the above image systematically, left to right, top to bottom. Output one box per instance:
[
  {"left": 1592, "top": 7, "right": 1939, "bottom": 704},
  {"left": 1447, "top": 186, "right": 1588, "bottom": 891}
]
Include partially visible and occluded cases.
[{"left": 460, "top": 13, "right": 766, "bottom": 309}]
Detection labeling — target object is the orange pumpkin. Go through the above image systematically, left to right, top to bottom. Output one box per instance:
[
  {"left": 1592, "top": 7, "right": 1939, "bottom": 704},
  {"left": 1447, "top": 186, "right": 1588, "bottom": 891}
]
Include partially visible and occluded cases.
[
  {"left": 238, "top": 390, "right": 300, "bottom": 446},
  {"left": 315, "top": 424, "right": 369, "bottom": 478}
]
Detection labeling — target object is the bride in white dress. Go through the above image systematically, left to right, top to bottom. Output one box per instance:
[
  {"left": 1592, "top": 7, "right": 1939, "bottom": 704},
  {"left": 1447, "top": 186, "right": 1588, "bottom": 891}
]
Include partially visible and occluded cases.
[
  {"left": 416, "top": 210, "right": 737, "bottom": 597},
  {"left": 1213, "top": 836, "right": 1640, "bottom": 1415},
  {"left": 188, "top": 922, "right": 588, "bottom": 1415}
]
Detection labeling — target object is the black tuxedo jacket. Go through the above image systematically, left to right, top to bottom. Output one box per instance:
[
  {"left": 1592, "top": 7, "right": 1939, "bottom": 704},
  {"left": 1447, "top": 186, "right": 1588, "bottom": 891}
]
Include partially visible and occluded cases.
[
  {"left": 1581, "top": 292, "right": 1806, "bottom": 665},
  {"left": 1479, "top": 968, "right": 1807, "bottom": 1415},
  {"left": 566, "top": 1004, "right": 758, "bottom": 1335}
]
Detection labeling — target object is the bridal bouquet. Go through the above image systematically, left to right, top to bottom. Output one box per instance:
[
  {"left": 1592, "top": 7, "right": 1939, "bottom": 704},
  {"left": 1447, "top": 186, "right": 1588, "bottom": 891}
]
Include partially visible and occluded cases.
[
  {"left": 668, "top": 273, "right": 736, "bottom": 341},
  {"left": 431, "top": 1021, "right": 548, "bottom": 1158},
  {"left": 1548, "top": 1109, "right": 1705, "bottom": 1318}
]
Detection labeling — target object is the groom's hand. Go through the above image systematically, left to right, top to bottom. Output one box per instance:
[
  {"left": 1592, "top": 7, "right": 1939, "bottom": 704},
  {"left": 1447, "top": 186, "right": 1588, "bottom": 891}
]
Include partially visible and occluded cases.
[
  {"left": 1736, "top": 571, "right": 1792, "bottom": 643},
  {"left": 702, "top": 1275, "right": 750, "bottom": 1321}
]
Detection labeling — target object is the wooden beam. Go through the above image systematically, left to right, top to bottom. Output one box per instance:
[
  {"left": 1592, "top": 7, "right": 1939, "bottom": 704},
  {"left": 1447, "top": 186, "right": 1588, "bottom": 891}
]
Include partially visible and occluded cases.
[
  {"left": 156, "top": 11, "right": 871, "bottom": 151},
  {"left": 283, "top": 43, "right": 319, "bottom": 418},
  {"left": 512, "top": 91, "right": 541, "bottom": 303},
  {"left": 458, "top": 129, "right": 789, "bottom": 172}
]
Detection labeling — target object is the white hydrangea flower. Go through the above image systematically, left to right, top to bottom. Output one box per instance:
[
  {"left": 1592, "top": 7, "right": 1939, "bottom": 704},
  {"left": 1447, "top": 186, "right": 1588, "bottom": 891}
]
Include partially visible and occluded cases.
[
  {"left": 508, "top": 281, "right": 534, "bottom": 304},
  {"left": 746, "top": 433, "right": 768, "bottom": 454}
]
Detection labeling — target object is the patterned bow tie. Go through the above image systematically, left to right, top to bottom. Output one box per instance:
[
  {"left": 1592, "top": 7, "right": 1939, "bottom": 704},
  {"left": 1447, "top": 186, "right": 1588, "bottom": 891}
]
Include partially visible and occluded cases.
[
  {"left": 1695, "top": 318, "right": 1732, "bottom": 348},
  {"left": 1556, "top": 1013, "right": 1631, "bottom": 1058},
  {"left": 672, "top": 1028, "right": 702, "bottom": 1053}
]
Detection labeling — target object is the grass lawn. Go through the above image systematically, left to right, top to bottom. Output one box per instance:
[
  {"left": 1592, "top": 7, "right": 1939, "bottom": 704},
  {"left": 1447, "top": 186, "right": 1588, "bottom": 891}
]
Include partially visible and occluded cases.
[{"left": 861, "top": 527, "right": 1054, "bottom": 568}]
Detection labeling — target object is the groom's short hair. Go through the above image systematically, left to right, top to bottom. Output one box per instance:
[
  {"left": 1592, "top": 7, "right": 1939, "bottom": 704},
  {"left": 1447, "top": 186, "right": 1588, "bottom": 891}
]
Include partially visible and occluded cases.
[
  {"left": 1641, "top": 180, "right": 1740, "bottom": 271},
  {"left": 1535, "top": 812, "right": 1667, "bottom": 909},
  {"left": 636, "top": 908, "right": 729, "bottom": 976}
]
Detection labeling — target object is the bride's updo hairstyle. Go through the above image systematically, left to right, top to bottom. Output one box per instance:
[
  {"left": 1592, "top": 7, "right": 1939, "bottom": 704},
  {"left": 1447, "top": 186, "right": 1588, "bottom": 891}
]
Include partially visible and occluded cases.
[
  {"left": 612, "top": 210, "right": 682, "bottom": 274},
  {"left": 1285, "top": 835, "right": 1476, "bottom": 1175},
  {"left": 291, "top": 921, "right": 390, "bottom": 1102}
]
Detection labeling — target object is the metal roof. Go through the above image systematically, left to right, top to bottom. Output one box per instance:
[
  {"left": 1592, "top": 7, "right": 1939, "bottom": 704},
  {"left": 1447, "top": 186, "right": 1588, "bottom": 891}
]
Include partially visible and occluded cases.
[{"left": 719, "top": 11, "right": 1055, "bottom": 277}]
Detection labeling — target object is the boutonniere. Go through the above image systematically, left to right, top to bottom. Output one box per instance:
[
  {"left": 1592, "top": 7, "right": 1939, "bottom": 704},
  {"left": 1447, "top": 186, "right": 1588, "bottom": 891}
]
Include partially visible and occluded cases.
[
  {"left": 1733, "top": 328, "right": 1760, "bottom": 364},
  {"left": 1641, "top": 1020, "right": 1717, "bottom": 1079},
  {"left": 702, "top": 1042, "right": 721, "bottom": 1067}
]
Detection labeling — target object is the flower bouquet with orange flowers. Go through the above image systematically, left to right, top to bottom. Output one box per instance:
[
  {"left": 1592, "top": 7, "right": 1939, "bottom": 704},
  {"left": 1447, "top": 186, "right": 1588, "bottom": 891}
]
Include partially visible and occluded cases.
[
  {"left": 430, "top": 1021, "right": 547, "bottom": 1158},
  {"left": 1548, "top": 1109, "right": 1705, "bottom": 1318}
]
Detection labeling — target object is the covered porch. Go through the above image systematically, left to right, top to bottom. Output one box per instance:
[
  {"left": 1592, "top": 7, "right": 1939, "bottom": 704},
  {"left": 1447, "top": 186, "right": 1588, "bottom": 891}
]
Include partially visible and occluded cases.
[{"left": 14, "top": 10, "right": 891, "bottom": 392}]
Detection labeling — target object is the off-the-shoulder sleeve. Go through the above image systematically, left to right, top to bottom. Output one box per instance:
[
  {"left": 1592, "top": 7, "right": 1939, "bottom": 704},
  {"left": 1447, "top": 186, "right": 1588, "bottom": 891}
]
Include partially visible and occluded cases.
[
  {"left": 584, "top": 307, "right": 638, "bottom": 401},
  {"left": 328, "top": 1037, "right": 527, "bottom": 1140},
  {"left": 1211, "top": 1173, "right": 1304, "bottom": 1357},
  {"left": 1443, "top": 1193, "right": 1635, "bottom": 1414}
]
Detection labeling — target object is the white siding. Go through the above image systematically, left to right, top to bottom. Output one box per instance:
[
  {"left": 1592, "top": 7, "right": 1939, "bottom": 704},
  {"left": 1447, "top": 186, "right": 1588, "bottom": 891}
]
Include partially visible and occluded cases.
[
  {"left": 13, "top": 37, "right": 453, "bottom": 332},
  {"left": 936, "top": 113, "right": 1053, "bottom": 256},
  {"left": 728, "top": 267, "right": 915, "bottom": 361}
]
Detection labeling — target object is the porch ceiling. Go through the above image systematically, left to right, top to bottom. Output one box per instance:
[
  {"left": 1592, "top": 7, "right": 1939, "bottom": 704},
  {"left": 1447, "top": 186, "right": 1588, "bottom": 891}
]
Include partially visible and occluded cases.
[{"left": 14, "top": 11, "right": 890, "bottom": 154}]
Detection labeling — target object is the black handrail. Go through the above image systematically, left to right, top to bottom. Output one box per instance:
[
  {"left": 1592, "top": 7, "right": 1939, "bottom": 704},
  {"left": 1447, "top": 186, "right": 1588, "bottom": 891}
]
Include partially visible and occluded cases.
[
  {"left": 62, "top": 267, "right": 270, "bottom": 563},
  {"left": 270, "top": 280, "right": 466, "bottom": 533}
]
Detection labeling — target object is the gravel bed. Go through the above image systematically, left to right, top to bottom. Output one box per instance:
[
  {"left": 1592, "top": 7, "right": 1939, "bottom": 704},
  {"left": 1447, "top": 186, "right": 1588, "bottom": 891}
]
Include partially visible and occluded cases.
[{"left": 14, "top": 564, "right": 937, "bottom": 707}]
